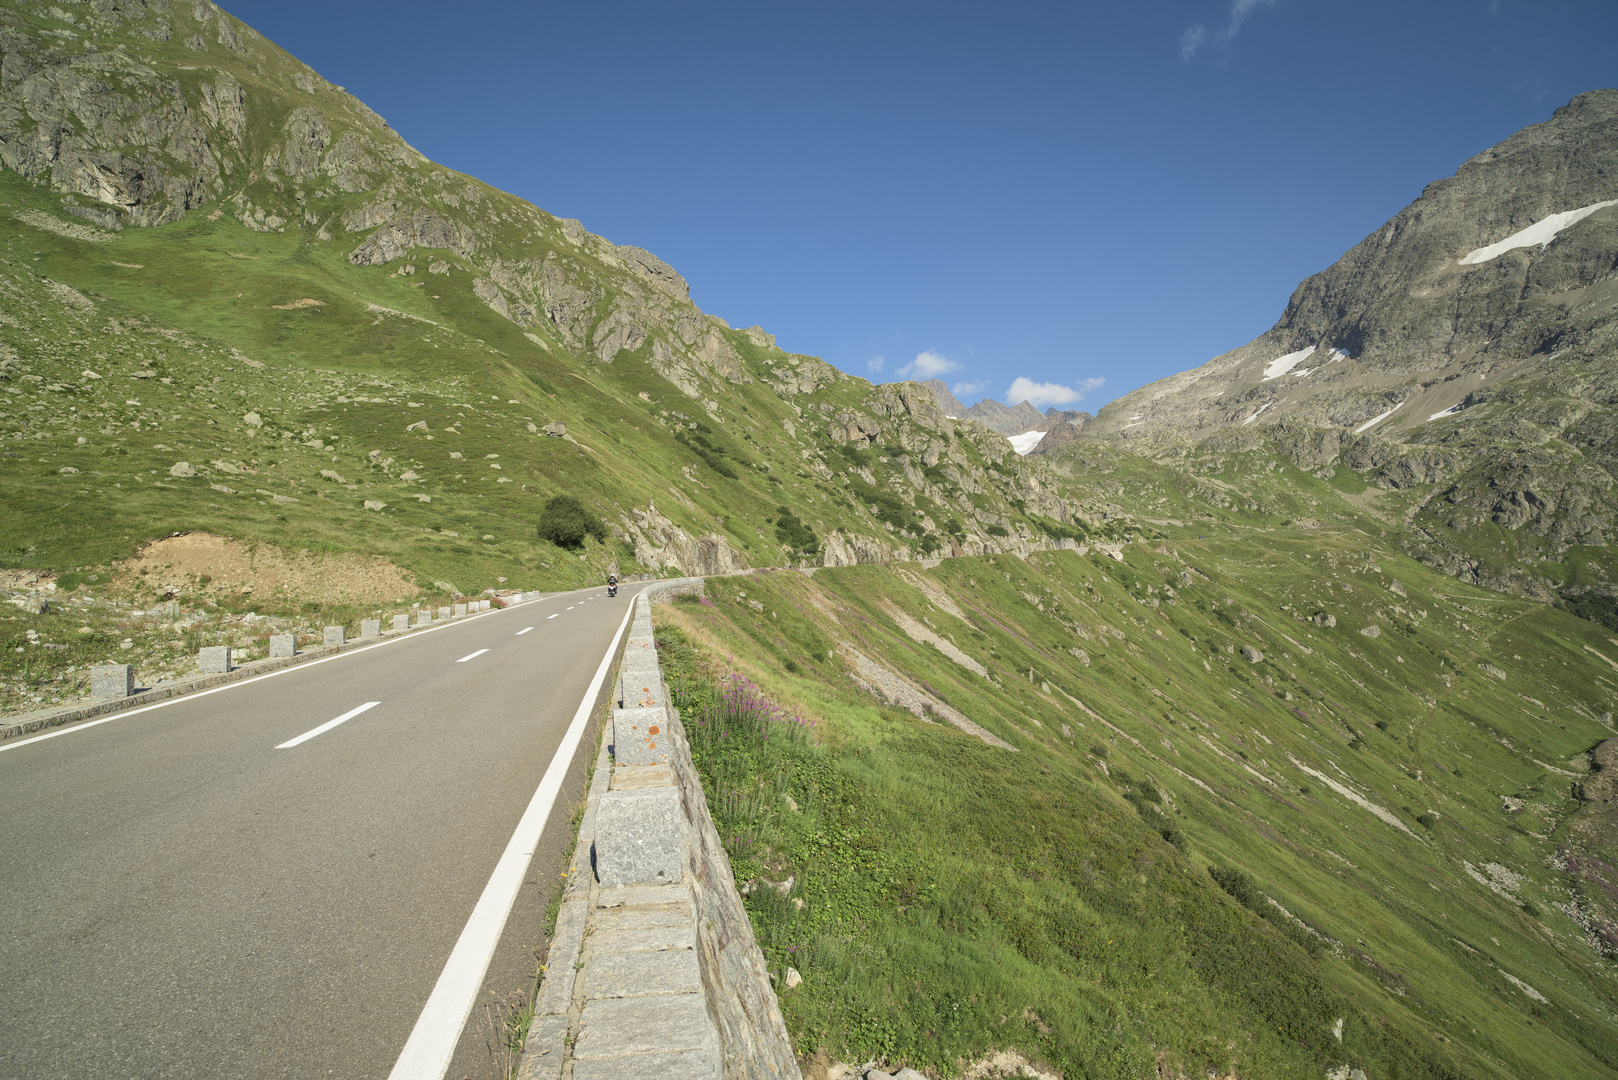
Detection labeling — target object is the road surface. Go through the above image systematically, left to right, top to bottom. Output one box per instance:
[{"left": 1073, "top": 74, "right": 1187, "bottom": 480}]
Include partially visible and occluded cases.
[{"left": 0, "top": 584, "right": 642, "bottom": 1080}]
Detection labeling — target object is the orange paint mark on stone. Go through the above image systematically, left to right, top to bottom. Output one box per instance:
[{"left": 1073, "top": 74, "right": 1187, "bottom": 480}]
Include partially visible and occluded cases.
[{"left": 648, "top": 725, "right": 661, "bottom": 735}]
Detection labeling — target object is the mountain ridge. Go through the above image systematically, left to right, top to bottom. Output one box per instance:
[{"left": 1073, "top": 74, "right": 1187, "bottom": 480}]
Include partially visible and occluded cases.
[
  {"left": 0, "top": 0, "right": 1126, "bottom": 597},
  {"left": 1071, "top": 87, "right": 1618, "bottom": 602}
]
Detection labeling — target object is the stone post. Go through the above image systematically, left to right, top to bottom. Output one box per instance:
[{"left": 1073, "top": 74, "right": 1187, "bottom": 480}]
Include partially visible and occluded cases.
[
  {"left": 453, "top": 602, "right": 467, "bottom": 617},
  {"left": 393, "top": 613, "right": 410, "bottom": 632},
  {"left": 361, "top": 619, "right": 381, "bottom": 638},
  {"left": 324, "top": 626, "right": 345, "bottom": 646},
  {"left": 269, "top": 634, "right": 295, "bottom": 657},
  {"left": 198, "top": 646, "right": 231, "bottom": 673},
  {"left": 90, "top": 663, "right": 134, "bottom": 699},
  {"left": 594, "top": 787, "right": 683, "bottom": 888}
]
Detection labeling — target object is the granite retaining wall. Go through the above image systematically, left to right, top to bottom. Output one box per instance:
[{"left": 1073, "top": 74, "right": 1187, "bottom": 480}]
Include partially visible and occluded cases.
[{"left": 518, "top": 580, "right": 800, "bottom": 1080}]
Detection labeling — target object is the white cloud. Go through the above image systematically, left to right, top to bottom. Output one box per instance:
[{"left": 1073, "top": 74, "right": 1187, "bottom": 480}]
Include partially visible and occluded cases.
[
  {"left": 1180, "top": 0, "right": 1279, "bottom": 59},
  {"left": 1179, "top": 23, "right": 1208, "bottom": 60},
  {"left": 897, "top": 349, "right": 960, "bottom": 380},
  {"left": 867, "top": 354, "right": 885, "bottom": 374},
  {"left": 1006, "top": 376, "right": 1104, "bottom": 410},
  {"left": 951, "top": 379, "right": 988, "bottom": 400}
]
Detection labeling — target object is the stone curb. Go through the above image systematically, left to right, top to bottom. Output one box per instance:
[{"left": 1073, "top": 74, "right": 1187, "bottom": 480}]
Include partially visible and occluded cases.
[
  {"left": 517, "top": 578, "right": 799, "bottom": 1080},
  {"left": 519, "top": 579, "right": 706, "bottom": 1080},
  {"left": 0, "top": 592, "right": 550, "bottom": 744}
]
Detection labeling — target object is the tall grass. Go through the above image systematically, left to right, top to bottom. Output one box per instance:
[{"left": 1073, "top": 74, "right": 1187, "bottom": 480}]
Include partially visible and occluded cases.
[
  {"left": 653, "top": 611, "right": 1475, "bottom": 1080},
  {"left": 665, "top": 641, "right": 815, "bottom": 881}
]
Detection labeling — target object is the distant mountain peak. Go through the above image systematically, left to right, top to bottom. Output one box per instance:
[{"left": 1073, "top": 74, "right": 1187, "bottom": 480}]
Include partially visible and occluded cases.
[{"left": 919, "top": 379, "right": 966, "bottom": 416}]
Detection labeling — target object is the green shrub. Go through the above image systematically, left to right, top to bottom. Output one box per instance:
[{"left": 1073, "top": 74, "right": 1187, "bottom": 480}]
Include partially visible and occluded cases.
[
  {"left": 536, "top": 494, "right": 607, "bottom": 550},
  {"left": 774, "top": 506, "right": 819, "bottom": 555},
  {"left": 1210, "top": 865, "right": 1260, "bottom": 908}
]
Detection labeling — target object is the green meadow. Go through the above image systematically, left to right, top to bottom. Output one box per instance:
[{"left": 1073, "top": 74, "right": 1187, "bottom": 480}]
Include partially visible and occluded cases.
[{"left": 654, "top": 527, "right": 1618, "bottom": 1079}]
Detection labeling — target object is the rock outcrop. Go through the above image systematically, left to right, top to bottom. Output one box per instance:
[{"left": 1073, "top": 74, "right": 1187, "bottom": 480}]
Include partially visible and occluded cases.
[
  {"left": 1071, "top": 90, "right": 1618, "bottom": 600},
  {"left": 964, "top": 397, "right": 1046, "bottom": 435}
]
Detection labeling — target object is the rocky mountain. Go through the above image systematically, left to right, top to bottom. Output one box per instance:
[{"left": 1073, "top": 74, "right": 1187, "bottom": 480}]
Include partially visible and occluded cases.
[
  {"left": 0, "top": 0, "right": 1125, "bottom": 595},
  {"left": 1076, "top": 89, "right": 1618, "bottom": 600},
  {"left": 918, "top": 378, "right": 965, "bottom": 416},
  {"left": 962, "top": 396, "right": 1045, "bottom": 434},
  {"left": 1026, "top": 410, "right": 1090, "bottom": 455}
]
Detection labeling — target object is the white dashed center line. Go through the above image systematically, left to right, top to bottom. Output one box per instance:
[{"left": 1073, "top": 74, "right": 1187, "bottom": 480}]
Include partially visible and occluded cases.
[
  {"left": 547, "top": 614, "right": 558, "bottom": 620},
  {"left": 517, "top": 627, "right": 534, "bottom": 636},
  {"left": 456, "top": 649, "right": 490, "bottom": 663},
  {"left": 276, "top": 701, "right": 380, "bottom": 749}
]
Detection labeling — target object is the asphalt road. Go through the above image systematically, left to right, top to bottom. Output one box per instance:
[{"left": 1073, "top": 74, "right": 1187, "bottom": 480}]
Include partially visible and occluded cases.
[{"left": 0, "top": 584, "right": 643, "bottom": 1080}]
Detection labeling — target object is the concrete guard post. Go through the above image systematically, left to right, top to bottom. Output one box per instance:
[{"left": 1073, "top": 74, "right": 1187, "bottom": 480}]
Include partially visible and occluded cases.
[
  {"left": 517, "top": 578, "right": 799, "bottom": 1080},
  {"left": 3, "top": 592, "right": 551, "bottom": 746},
  {"left": 198, "top": 645, "right": 231, "bottom": 673},
  {"left": 90, "top": 663, "right": 133, "bottom": 699}
]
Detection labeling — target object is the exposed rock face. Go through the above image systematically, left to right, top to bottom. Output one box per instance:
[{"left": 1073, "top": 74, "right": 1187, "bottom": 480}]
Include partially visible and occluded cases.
[
  {"left": 0, "top": 0, "right": 1126, "bottom": 586},
  {"left": 0, "top": 0, "right": 761, "bottom": 411},
  {"left": 1074, "top": 90, "right": 1618, "bottom": 599},
  {"left": 1091, "top": 90, "right": 1618, "bottom": 447},
  {"left": 919, "top": 378, "right": 966, "bottom": 416},
  {"left": 964, "top": 397, "right": 1046, "bottom": 435},
  {"left": 1040, "top": 407, "right": 1091, "bottom": 432},
  {"left": 1029, "top": 419, "right": 1084, "bottom": 455},
  {"left": 623, "top": 502, "right": 747, "bottom": 577}
]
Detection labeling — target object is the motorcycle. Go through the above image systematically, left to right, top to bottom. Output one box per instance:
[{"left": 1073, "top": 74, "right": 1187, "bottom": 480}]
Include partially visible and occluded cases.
[{"left": 607, "top": 581, "right": 618, "bottom": 597}]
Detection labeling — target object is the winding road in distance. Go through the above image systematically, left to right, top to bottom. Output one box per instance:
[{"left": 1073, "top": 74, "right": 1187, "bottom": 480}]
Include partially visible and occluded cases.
[{"left": 0, "top": 583, "right": 644, "bottom": 1080}]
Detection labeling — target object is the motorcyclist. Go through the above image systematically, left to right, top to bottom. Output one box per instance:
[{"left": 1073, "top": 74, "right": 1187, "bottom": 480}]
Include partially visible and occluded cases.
[{"left": 607, "top": 572, "right": 618, "bottom": 597}]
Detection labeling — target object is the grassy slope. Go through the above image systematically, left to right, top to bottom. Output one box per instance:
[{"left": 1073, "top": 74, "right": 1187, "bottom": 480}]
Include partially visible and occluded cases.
[
  {"left": 0, "top": 1, "right": 1124, "bottom": 714},
  {"left": 0, "top": 155, "right": 1107, "bottom": 584},
  {"left": 652, "top": 514, "right": 1618, "bottom": 1078}
]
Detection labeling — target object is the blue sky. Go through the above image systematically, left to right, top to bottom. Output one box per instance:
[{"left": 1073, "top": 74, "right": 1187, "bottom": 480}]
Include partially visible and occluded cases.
[{"left": 229, "top": 1, "right": 1618, "bottom": 412}]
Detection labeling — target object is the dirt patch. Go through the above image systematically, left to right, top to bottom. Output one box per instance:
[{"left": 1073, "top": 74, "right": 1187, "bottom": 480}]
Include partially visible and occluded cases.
[
  {"left": 271, "top": 298, "right": 325, "bottom": 309},
  {"left": 119, "top": 531, "right": 421, "bottom": 605},
  {"left": 892, "top": 565, "right": 968, "bottom": 621},
  {"left": 0, "top": 568, "right": 57, "bottom": 591},
  {"left": 879, "top": 599, "right": 989, "bottom": 678},
  {"left": 840, "top": 643, "right": 1014, "bottom": 751},
  {"left": 963, "top": 1048, "right": 1063, "bottom": 1079}
]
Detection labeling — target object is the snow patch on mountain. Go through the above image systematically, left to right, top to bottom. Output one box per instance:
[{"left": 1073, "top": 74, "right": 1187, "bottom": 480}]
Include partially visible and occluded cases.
[
  {"left": 1459, "top": 200, "right": 1618, "bottom": 265},
  {"left": 1262, "top": 345, "right": 1316, "bottom": 381},
  {"left": 1355, "top": 402, "right": 1403, "bottom": 433},
  {"left": 1008, "top": 430, "right": 1046, "bottom": 455}
]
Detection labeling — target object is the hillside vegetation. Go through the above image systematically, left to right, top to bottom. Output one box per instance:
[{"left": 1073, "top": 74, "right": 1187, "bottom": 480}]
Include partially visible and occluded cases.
[
  {"left": 0, "top": 0, "right": 1110, "bottom": 595},
  {"left": 4, "top": 8, "right": 1618, "bottom": 1078},
  {"left": 654, "top": 516, "right": 1618, "bottom": 1078}
]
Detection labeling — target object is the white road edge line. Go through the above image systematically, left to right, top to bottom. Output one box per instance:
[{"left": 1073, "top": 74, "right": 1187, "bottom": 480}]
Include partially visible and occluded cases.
[
  {"left": 0, "top": 587, "right": 612, "bottom": 756},
  {"left": 386, "top": 589, "right": 638, "bottom": 1080},
  {"left": 516, "top": 628, "right": 534, "bottom": 636},
  {"left": 455, "top": 649, "right": 490, "bottom": 664},
  {"left": 275, "top": 701, "right": 381, "bottom": 749}
]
